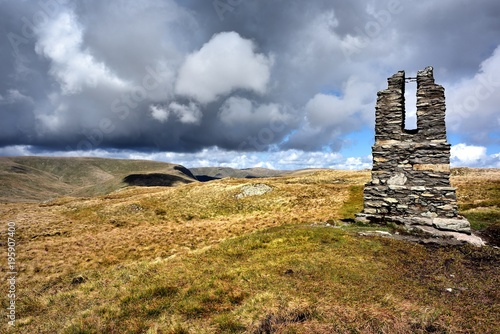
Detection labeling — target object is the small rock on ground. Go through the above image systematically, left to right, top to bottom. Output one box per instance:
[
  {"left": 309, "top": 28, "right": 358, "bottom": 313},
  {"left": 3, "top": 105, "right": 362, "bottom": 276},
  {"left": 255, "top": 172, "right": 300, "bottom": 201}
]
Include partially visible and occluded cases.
[{"left": 236, "top": 184, "right": 273, "bottom": 199}]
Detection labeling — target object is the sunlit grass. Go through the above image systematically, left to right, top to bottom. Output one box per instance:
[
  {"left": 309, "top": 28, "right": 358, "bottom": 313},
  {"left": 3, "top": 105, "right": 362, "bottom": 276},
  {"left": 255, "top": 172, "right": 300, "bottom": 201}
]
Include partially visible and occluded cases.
[
  {"left": 1, "top": 168, "right": 499, "bottom": 333},
  {"left": 452, "top": 168, "right": 500, "bottom": 243},
  {"left": 14, "top": 225, "right": 500, "bottom": 333}
]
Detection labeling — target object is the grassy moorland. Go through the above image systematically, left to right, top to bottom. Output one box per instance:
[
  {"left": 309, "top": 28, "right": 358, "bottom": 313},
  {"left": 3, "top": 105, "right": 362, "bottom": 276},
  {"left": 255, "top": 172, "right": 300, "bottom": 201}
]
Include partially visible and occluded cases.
[
  {"left": 0, "top": 156, "right": 197, "bottom": 202},
  {"left": 0, "top": 166, "right": 499, "bottom": 333},
  {"left": 452, "top": 168, "right": 500, "bottom": 237}
]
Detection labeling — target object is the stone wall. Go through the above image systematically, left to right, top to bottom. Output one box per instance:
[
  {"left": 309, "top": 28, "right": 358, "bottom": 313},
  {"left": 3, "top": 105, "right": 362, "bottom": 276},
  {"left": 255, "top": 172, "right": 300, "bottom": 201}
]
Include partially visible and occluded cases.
[{"left": 356, "top": 67, "right": 471, "bottom": 234}]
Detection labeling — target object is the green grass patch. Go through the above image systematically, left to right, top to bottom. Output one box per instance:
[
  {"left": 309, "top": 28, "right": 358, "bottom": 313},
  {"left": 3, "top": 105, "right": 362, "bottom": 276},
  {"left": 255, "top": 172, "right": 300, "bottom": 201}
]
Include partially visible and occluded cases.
[
  {"left": 456, "top": 178, "right": 500, "bottom": 231},
  {"left": 339, "top": 185, "right": 364, "bottom": 219},
  {"left": 462, "top": 209, "right": 500, "bottom": 230},
  {"left": 213, "top": 313, "right": 246, "bottom": 333}
]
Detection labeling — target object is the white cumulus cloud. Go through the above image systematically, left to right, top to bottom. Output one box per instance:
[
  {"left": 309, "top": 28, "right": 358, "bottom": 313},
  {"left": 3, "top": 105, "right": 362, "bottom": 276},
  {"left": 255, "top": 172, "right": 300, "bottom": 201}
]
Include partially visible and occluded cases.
[
  {"left": 35, "top": 11, "right": 128, "bottom": 94},
  {"left": 175, "top": 31, "right": 273, "bottom": 104},
  {"left": 446, "top": 45, "right": 500, "bottom": 144},
  {"left": 283, "top": 76, "right": 376, "bottom": 151},
  {"left": 305, "top": 77, "right": 375, "bottom": 128},
  {"left": 218, "top": 96, "right": 291, "bottom": 126},
  {"left": 150, "top": 102, "right": 202, "bottom": 124},
  {"left": 168, "top": 102, "right": 202, "bottom": 124},
  {"left": 150, "top": 105, "right": 170, "bottom": 123},
  {"left": 450, "top": 143, "right": 487, "bottom": 166}
]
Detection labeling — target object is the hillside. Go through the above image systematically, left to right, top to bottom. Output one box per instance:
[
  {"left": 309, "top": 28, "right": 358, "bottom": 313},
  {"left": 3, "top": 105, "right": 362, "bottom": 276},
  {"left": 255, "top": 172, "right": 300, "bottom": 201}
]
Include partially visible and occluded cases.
[
  {"left": 0, "top": 156, "right": 197, "bottom": 202},
  {"left": 0, "top": 165, "right": 498, "bottom": 333}
]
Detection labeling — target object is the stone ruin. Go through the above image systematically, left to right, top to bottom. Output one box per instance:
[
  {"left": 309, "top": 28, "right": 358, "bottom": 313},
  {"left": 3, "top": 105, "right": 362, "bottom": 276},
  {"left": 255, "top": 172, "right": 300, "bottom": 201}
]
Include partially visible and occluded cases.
[{"left": 356, "top": 67, "right": 476, "bottom": 239}]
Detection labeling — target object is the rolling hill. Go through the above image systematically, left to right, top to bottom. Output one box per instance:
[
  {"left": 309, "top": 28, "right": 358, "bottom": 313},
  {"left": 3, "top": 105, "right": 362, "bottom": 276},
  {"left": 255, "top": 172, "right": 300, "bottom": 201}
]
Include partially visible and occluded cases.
[
  {"left": 0, "top": 156, "right": 197, "bottom": 202},
  {"left": 189, "top": 166, "right": 291, "bottom": 181}
]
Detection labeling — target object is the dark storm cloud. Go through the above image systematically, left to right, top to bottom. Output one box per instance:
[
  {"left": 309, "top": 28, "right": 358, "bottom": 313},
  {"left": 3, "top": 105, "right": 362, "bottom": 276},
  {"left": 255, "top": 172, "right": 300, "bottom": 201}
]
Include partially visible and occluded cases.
[{"left": 1, "top": 0, "right": 499, "bottom": 157}]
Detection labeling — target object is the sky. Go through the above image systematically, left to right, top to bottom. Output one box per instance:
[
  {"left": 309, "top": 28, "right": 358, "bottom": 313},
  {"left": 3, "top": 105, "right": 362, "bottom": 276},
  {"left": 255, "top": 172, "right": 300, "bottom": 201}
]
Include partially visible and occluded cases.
[{"left": 1, "top": 0, "right": 500, "bottom": 170}]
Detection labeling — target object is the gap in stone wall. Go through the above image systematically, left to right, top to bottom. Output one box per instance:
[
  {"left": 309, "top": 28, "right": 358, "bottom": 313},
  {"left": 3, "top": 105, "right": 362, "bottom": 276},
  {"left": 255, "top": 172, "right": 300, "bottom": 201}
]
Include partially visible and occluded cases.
[{"left": 404, "top": 82, "right": 417, "bottom": 131}]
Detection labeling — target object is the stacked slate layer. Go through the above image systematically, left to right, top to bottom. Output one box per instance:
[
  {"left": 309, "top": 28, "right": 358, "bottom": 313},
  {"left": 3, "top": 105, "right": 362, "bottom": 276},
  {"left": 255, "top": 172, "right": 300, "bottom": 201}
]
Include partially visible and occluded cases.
[{"left": 356, "top": 67, "right": 471, "bottom": 234}]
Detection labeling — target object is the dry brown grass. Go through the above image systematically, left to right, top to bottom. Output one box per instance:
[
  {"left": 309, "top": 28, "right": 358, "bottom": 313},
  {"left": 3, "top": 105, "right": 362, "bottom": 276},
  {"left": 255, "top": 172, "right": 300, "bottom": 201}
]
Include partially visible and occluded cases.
[
  {"left": 0, "top": 168, "right": 498, "bottom": 333},
  {"left": 451, "top": 168, "right": 500, "bottom": 244},
  {"left": 3, "top": 170, "right": 365, "bottom": 273}
]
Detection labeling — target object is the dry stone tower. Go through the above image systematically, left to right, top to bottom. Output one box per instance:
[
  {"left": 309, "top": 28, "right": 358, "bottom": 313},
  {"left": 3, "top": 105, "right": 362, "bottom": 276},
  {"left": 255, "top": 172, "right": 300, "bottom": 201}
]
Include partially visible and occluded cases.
[{"left": 356, "top": 67, "right": 472, "bottom": 235}]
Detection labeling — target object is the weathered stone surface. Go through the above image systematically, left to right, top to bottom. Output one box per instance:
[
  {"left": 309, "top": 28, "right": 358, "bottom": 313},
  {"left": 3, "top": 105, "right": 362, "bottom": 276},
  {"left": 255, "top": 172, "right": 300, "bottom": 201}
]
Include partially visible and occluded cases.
[
  {"left": 356, "top": 67, "right": 475, "bottom": 240},
  {"left": 413, "top": 164, "right": 450, "bottom": 172},
  {"left": 387, "top": 173, "right": 407, "bottom": 185},
  {"left": 236, "top": 184, "right": 272, "bottom": 199},
  {"left": 384, "top": 198, "right": 399, "bottom": 204},
  {"left": 438, "top": 204, "right": 454, "bottom": 211},
  {"left": 421, "top": 212, "right": 438, "bottom": 218},
  {"left": 433, "top": 218, "right": 471, "bottom": 234},
  {"left": 411, "top": 226, "right": 485, "bottom": 247},
  {"left": 356, "top": 227, "right": 485, "bottom": 247},
  {"left": 358, "top": 231, "right": 392, "bottom": 237}
]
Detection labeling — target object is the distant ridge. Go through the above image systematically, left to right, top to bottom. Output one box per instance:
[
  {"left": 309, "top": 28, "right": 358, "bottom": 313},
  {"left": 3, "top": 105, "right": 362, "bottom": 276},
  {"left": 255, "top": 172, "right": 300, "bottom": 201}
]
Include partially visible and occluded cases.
[
  {"left": 0, "top": 156, "right": 197, "bottom": 202},
  {"left": 0, "top": 156, "right": 327, "bottom": 202},
  {"left": 190, "top": 166, "right": 291, "bottom": 181}
]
